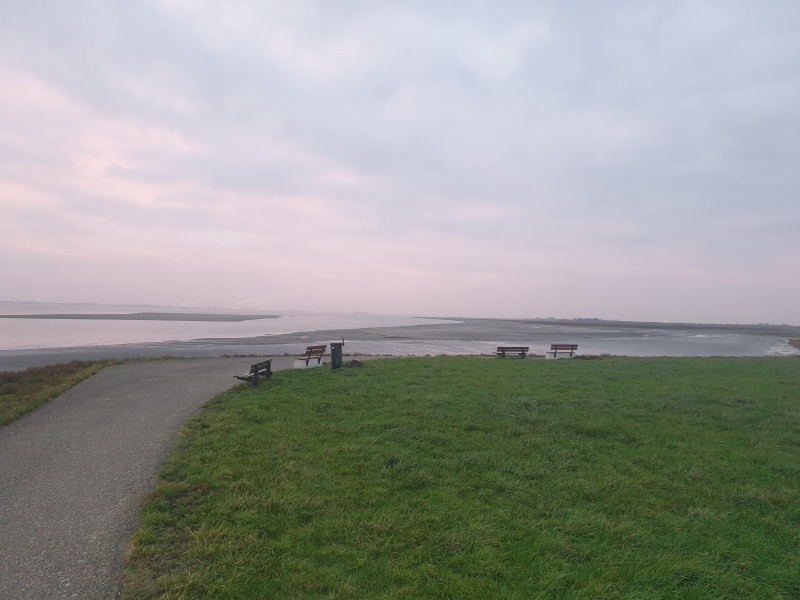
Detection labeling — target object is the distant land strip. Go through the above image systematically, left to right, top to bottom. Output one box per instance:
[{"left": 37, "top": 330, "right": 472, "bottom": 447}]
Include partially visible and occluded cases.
[
  {"left": 0, "top": 313, "right": 278, "bottom": 322},
  {"left": 511, "top": 318, "right": 800, "bottom": 337}
]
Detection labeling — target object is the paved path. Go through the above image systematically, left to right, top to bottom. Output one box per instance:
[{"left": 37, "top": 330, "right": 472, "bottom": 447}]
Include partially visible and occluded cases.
[{"left": 0, "top": 357, "right": 301, "bottom": 599}]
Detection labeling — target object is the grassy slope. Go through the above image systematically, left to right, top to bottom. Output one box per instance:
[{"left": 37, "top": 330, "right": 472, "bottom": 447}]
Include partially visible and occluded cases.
[
  {"left": 123, "top": 357, "right": 800, "bottom": 599},
  {"left": 0, "top": 360, "right": 114, "bottom": 426}
]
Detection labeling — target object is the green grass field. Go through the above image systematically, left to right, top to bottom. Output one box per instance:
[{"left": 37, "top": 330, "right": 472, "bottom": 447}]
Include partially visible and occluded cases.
[
  {"left": 122, "top": 356, "right": 800, "bottom": 599},
  {"left": 0, "top": 360, "right": 114, "bottom": 426}
]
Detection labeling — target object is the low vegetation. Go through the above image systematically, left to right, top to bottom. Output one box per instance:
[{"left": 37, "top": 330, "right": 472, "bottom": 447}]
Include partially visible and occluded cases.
[
  {"left": 123, "top": 356, "right": 800, "bottom": 599},
  {"left": 0, "top": 360, "right": 115, "bottom": 426}
]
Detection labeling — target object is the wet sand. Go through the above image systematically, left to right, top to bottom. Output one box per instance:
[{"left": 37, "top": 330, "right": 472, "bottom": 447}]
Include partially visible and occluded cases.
[{"left": 2, "top": 317, "right": 799, "bottom": 372}]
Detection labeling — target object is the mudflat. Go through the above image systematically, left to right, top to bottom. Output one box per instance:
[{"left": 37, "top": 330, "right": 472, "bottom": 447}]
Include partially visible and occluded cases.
[{"left": 2, "top": 317, "right": 799, "bottom": 372}]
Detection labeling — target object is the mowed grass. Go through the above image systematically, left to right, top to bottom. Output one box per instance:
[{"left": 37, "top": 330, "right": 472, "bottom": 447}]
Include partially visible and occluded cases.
[
  {"left": 123, "top": 357, "right": 800, "bottom": 599},
  {"left": 0, "top": 360, "right": 115, "bottom": 426}
]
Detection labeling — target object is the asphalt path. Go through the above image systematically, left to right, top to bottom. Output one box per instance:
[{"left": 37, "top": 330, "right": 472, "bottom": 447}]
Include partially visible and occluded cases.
[{"left": 0, "top": 356, "right": 301, "bottom": 599}]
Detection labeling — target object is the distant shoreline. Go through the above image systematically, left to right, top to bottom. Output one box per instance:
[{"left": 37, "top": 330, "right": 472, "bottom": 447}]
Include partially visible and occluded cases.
[
  {"left": 0, "top": 313, "right": 278, "bottom": 322},
  {"left": 1, "top": 317, "right": 798, "bottom": 372},
  {"left": 458, "top": 317, "right": 800, "bottom": 338}
]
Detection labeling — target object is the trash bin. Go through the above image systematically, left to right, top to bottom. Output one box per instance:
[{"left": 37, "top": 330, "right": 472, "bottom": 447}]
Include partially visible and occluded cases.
[{"left": 330, "top": 339, "right": 344, "bottom": 369}]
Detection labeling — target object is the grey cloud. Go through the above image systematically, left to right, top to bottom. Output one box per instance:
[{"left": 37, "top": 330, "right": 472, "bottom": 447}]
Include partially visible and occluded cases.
[{"left": 2, "top": 0, "right": 799, "bottom": 320}]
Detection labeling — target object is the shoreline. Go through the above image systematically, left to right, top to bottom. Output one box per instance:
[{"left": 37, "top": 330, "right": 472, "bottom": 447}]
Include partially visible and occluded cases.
[
  {"left": 0, "top": 312, "right": 278, "bottom": 322},
  {"left": 2, "top": 318, "right": 799, "bottom": 372}
]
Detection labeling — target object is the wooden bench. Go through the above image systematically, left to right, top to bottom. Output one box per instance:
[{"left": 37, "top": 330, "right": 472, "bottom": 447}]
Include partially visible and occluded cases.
[
  {"left": 297, "top": 344, "right": 327, "bottom": 366},
  {"left": 549, "top": 344, "right": 578, "bottom": 358},
  {"left": 496, "top": 346, "right": 530, "bottom": 358},
  {"left": 234, "top": 359, "right": 272, "bottom": 384}
]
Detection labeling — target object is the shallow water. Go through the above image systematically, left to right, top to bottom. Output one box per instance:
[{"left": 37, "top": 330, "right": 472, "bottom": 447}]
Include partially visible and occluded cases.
[
  {"left": 0, "top": 303, "right": 797, "bottom": 360},
  {"left": 0, "top": 303, "right": 454, "bottom": 351},
  {"left": 284, "top": 333, "right": 798, "bottom": 358}
]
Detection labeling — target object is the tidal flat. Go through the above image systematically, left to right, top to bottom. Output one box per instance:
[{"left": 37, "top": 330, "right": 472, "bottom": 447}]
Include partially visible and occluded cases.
[{"left": 2, "top": 316, "right": 799, "bottom": 372}]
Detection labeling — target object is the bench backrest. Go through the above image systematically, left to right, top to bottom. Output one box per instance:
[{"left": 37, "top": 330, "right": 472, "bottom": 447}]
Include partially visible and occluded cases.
[
  {"left": 550, "top": 344, "right": 578, "bottom": 350},
  {"left": 304, "top": 345, "right": 327, "bottom": 356},
  {"left": 498, "top": 346, "right": 529, "bottom": 351},
  {"left": 250, "top": 360, "right": 272, "bottom": 372}
]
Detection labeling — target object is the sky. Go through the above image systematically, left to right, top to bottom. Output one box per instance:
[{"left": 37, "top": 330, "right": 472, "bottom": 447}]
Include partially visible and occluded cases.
[{"left": 1, "top": 1, "right": 799, "bottom": 324}]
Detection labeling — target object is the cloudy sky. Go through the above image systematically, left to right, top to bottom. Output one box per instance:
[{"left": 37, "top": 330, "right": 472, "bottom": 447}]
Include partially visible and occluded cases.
[{"left": 2, "top": 1, "right": 798, "bottom": 323}]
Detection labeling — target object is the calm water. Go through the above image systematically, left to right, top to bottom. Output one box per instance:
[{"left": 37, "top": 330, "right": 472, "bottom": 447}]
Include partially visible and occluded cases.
[
  {"left": 0, "top": 302, "right": 797, "bottom": 358},
  {"left": 0, "top": 303, "right": 452, "bottom": 351},
  {"left": 300, "top": 333, "right": 798, "bottom": 358}
]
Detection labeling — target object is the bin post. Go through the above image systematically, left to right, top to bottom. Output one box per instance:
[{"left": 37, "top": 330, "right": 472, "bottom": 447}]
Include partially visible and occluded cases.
[{"left": 330, "top": 339, "right": 344, "bottom": 369}]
